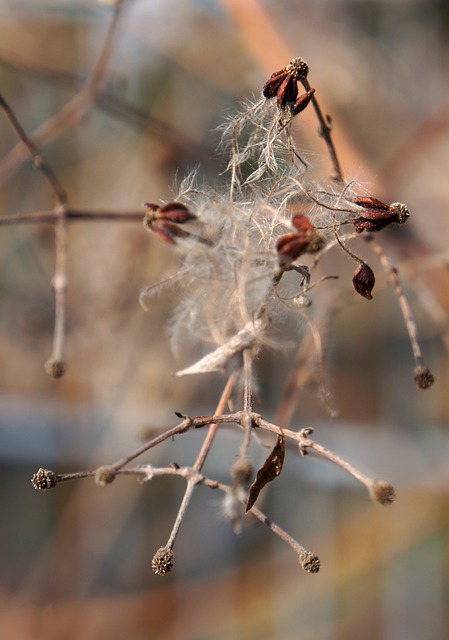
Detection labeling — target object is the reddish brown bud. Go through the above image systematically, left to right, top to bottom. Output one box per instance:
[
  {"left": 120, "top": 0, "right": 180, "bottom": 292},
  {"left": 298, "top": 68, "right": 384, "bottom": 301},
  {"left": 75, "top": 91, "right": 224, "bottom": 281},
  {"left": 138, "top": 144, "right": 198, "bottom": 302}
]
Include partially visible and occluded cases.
[
  {"left": 262, "top": 58, "right": 309, "bottom": 110},
  {"left": 263, "top": 69, "right": 289, "bottom": 99},
  {"left": 276, "top": 74, "right": 298, "bottom": 109},
  {"left": 291, "top": 88, "right": 315, "bottom": 116},
  {"left": 353, "top": 196, "right": 390, "bottom": 211},
  {"left": 351, "top": 197, "right": 410, "bottom": 233},
  {"left": 144, "top": 201, "right": 196, "bottom": 224},
  {"left": 157, "top": 202, "right": 196, "bottom": 224},
  {"left": 291, "top": 213, "right": 314, "bottom": 233},
  {"left": 276, "top": 216, "right": 325, "bottom": 266},
  {"left": 150, "top": 221, "right": 190, "bottom": 245},
  {"left": 276, "top": 233, "right": 309, "bottom": 265},
  {"left": 352, "top": 263, "right": 375, "bottom": 299}
]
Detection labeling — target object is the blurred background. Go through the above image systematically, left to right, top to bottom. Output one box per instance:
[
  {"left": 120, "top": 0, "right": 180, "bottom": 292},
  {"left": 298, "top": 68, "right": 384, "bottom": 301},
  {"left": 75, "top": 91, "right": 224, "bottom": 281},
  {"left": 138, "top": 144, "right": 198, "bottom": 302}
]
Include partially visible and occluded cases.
[{"left": 0, "top": 0, "right": 448, "bottom": 638}]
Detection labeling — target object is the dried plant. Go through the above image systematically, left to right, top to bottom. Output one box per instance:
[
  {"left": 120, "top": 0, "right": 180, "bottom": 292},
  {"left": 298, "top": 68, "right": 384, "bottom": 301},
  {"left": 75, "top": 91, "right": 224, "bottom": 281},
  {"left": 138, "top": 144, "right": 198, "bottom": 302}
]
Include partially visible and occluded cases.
[{"left": 1, "top": 40, "right": 436, "bottom": 577}]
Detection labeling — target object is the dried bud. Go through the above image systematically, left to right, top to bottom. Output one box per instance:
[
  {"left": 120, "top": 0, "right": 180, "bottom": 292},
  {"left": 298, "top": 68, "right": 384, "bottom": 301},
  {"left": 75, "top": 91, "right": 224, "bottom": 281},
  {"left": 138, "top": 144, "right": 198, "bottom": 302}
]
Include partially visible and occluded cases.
[
  {"left": 263, "top": 57, "right": 309, "bottom": 110},
  {"left": 291, "top": 88, "right": 315, "bottom": 116},
  {"left": 351, "top": 196, "right": 410, "bottom": 233},
  {"left": 291, "top": 213, "right": 314, "bottom": 233},
  {"left": 276, "top": 216, "right": 325, "bottom": 266},
  {"left": 148, "top": 221, "right": 191, "bottom": 245},
  {"left": 352, "top": 263, "right": 375, "bottom": 300},
  {"left": 44, "top": 359, "right": 66, "bottom": 379},
  {"left": 413, "top": 366, "right": 435, "bottom": 390},
  {"left": 95, "top": 465, "right": 117, "bottom": 486},
  {"left": 31, "top": 468, "right": 58, "bottom": 490},
  {"left": 369, "top": 480, "right": 396, "bottom": 506},
  {"left": 152, "top": 547, "right": 174, "bottom": 576},
  {"left": 299, "top": 551, "right": 320, "bottom": 574}
]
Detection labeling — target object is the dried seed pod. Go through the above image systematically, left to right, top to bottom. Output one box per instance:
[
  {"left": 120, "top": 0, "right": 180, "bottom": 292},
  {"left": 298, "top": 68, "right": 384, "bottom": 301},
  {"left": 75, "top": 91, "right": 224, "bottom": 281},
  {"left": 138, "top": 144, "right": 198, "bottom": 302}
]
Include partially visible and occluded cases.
[
  {"left": 262, "top": 57, "right": 309, "bottom": 110},
  {"left": 276, "top": 74, "right": 299, "bottom": 109},
  {"left": 291, "top": 88, "right": 316, "bottom": 116},
  {"left": 351, "top": 197, "right": 410, "bottom": 233},
  {"left": 144, "top": 201, "right": 196, "bottom": 224},
  {"left": 291, "top": 213, "right": 314, "bottom": 233},
  {"left": 276, "top": 215, "right": 325, "bottom": 266},
  {"left": 149, "top": 221, "right": 190, "bottom": 245},
  {"left": 276, "top": 233, "right": 309, "bottom": 265},
  {"left": 352, "top": 263, "right": 375, "bottom": 300},
  {"left": 413, "top": 366, "right": 435, "bottom": 390},
  {"left": 246, "top": 434, "right": 285, "bottom": 512},
  {"left": 31, "top": 468, "right": 58, "bottom": 490},
  {"left": 369, "top": 480, "right": 396, "bottom": 506},
  {"left": 152, "top": 547, "right": 175, "bottom": 576},
  {"left": 299, "top": 551, "right": 320, "bottom": 574}
]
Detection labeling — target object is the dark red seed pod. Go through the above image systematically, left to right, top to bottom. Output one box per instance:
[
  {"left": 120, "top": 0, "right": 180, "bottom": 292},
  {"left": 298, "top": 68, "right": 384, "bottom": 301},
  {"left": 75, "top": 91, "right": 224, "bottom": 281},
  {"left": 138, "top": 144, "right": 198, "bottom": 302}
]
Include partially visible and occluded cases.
[
  {"left": 263, "top": 69, "right": 289, "bottom": 99},
  {"left": 276, "top": 74, "right": 299, "bottom": 109},
  {"left": 291, "top": 88, "right": 315, "bottom": 116},
  {"left": 353, "top": 196, "right": 390, "bottom": 211},
  {"left": 158, "top": 202, "right": 196, "bottom": 224},
  {"left": 291, "top": 213, "right": 314, "bottom": 233},
  {"left": 150, "top": 221, "right": 190, "bottom": 245},
  {"left": 276, "top": 234, "right": 311, "bottom": 266},
  {"left": 352, "top": 263, "right": 375, "bottom": 300}
]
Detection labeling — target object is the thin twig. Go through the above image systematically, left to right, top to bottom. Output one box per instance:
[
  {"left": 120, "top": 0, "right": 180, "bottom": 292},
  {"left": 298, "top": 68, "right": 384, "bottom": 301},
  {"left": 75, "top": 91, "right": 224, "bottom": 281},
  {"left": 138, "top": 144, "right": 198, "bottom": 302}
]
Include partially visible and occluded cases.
[
  {"left": 0, "top": 0, "right": 129, "bottom": 182},
  {"left": 300, "top": 77, "right": 344, "bottom": 183},
  {"left": 370, "top": 237, "right": 434, "bottom": 389}
]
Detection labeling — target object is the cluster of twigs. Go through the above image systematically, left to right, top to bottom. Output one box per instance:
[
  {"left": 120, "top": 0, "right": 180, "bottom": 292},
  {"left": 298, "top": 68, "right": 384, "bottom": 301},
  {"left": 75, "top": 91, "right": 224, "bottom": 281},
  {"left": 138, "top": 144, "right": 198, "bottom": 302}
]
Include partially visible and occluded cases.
[{"left": 1, "top": 2, "right": 437, "bottom": 577}]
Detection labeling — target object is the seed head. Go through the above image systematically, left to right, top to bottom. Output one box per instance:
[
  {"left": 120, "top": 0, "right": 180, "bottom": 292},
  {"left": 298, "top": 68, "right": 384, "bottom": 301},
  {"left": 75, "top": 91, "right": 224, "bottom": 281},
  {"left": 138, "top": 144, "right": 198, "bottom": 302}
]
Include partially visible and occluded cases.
[
  {"left": 285, "top": 57, "right": 309, "bottom": 81},
  {"left": 44, "top": 359, "right": 66, "bottom": 379},
  {"left": 413, "top": 366, "right": 435, "bottom": 390},
  {"left": 31, "top": 468, "right": 58, "bottom": 490},
  {"left": 369, "top": 480, "right": 396, "bottom": 506},
  {"left": 152, "top": 547, "right": 175, "bottom": 576},
  {"left": 299, "top": 551, "right": 320, "bottom": 574}
]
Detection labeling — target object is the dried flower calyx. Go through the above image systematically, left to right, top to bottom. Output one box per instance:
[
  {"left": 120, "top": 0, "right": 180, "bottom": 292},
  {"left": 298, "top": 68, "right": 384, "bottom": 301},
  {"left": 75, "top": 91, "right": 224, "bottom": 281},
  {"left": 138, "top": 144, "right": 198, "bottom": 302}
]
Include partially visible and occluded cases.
[
  {"left": 263, "top": 57, "right": 313, "bottom": 111},
  {"left": 351, "top": 196, "right": 410, "bottom": 233},
  {"left": 144, "top": 201, "right": 197, "bottom": 245},
  {"left": 276, "top": 214, "right": 325, "bottom": 266},
  {"left": 352, "top": 262, "right": 375, "bottom": 300},
  {"left": 413, "top": 366, "right": 435, "bottom": 390},
  {"left": 31, "top": 468, "right": 58, "bottom": 490},
  {"left": 152, "top": 547, "right": 175, "bottom": 576}
]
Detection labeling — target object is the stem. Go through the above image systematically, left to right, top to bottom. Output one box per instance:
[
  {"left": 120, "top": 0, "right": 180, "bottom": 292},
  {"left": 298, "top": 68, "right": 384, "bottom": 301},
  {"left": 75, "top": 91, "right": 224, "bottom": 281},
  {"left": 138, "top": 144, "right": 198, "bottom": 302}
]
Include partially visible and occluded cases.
[
  {"left": 301, "top": 77, "right": 344, "bottom": 183},
  {"left": 370, "top": 238, "right": 426, "bottom": 369},
  {"left": 239, "top": 348, "right": 254, "bottom": 458},
  {"left": 164, "top": 373, "right": 238, "bottom": 551}
]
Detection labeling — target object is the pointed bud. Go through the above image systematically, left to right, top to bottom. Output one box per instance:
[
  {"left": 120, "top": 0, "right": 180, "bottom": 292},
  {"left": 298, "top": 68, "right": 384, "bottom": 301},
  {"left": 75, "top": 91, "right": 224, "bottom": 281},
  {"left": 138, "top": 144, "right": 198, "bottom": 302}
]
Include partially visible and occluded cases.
[
  {"left": 291, "top": 88, "right": 315, "bottom": 116},
  {"left": 351, "top": 197, "right": 410, "bottom": 232},
  {"left": 291, "top": 213, "right": 314, "bottom": 233},
  {"left": 352, "top": 263, "right": 375, "bottom": 300}
]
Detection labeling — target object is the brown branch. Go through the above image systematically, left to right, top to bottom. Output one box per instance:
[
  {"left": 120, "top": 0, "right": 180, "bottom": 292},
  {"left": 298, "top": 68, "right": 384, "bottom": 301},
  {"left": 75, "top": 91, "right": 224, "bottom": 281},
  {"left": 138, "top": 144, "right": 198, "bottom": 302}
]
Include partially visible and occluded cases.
[
  {"left": 0, "top": 0, "right": 130, "bottom": 182},
  {"left": 0, "top": 209, "right": 144, "bottom": 225}
]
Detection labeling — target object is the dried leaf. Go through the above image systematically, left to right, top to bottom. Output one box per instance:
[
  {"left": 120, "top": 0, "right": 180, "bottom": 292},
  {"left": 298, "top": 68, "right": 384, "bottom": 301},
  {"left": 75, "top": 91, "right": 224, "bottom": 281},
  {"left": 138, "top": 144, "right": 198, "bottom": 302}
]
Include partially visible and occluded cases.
[{"left": 246, "top": 434, "right": 285, "bottom": 511}]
